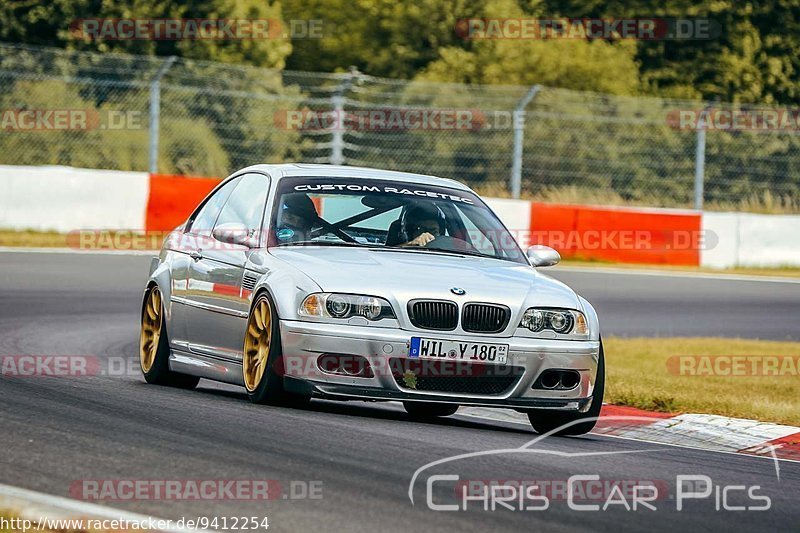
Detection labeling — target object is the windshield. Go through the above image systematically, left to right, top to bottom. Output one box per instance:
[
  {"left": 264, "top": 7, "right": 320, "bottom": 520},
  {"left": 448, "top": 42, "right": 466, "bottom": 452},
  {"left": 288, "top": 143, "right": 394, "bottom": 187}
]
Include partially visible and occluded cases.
[{"left": 269, "top": 177, "right": 527, "bottom": 265}]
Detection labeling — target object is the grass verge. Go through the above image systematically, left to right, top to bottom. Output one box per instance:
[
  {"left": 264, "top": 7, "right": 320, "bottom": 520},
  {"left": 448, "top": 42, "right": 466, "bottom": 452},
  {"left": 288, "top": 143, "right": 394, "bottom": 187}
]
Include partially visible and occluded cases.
[
  {"left": 0, "top": 230, "right": 166, "bottom": 250},
  {"left": 2, "top": 231, "right": 800, "bottom": 280},
  {"left": 605, "top": 337, "right": 800, "bottom": 426}
]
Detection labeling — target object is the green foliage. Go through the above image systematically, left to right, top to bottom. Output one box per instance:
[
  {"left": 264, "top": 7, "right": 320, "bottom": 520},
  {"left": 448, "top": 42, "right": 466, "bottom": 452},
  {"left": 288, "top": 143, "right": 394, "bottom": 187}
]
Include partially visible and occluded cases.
[
  {"left": 1, "top": 0, "right": 292, "bottom": 69},
  {"left": 3, "top": 0, "right": 800, "bottom": 102},
  {"left": 282, "top": 0, "right": 479, "bottom": 77},
  {"left": 416, "top": 0, "right": 642, "bottom": 95},
  {"left": 539, "top": 0, "right": 800, "bottom": 104}
]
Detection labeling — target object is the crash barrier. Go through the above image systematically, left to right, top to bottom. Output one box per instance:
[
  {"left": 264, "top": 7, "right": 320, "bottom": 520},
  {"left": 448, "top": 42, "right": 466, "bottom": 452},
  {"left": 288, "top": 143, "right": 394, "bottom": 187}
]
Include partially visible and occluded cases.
[
  {"left": 0, "top": 165, "right": 148, "bottom": 233},
  {"left": 1, "top": 165, "right": 797, "bottom": 268},
  {"left": 529, "top": 202, "right": 702, "bottom": 266}
]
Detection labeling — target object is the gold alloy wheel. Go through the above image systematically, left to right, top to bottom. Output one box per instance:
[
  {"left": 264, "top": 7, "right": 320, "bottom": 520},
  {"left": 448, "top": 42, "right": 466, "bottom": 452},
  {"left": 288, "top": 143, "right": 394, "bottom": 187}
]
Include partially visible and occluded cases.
[
  {"left": 140, "top": 286, "right": 163, "bottom": 373},
  {"left": 243, "top": 297, "right": 272, "bottom": 392}
]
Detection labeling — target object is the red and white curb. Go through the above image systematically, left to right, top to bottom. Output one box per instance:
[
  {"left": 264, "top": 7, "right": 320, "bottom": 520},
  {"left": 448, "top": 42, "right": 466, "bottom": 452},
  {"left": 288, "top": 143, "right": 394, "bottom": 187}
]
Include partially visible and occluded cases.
[
  {"left": 459, "top": 405, "right": 800, "bottom": 463},
  {"left": 0, "top": 483, "right": 212, "bottom": 532}
]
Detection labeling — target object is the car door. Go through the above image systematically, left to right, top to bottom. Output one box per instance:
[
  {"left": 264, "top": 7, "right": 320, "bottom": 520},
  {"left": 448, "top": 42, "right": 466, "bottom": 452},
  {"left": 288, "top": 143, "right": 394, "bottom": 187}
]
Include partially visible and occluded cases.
[
  {"left": 185, "top": 173, "right": 271, "bottom": 360},
  {"left": 168, "top": 177, "right": 240, "bottom": 351}
]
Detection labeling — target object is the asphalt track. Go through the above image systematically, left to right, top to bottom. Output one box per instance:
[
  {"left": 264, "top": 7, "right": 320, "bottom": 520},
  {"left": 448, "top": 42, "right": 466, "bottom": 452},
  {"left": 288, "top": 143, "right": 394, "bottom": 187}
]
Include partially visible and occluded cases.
[{"left": 1, "top": 251, "right": 799, "bottom": 532}]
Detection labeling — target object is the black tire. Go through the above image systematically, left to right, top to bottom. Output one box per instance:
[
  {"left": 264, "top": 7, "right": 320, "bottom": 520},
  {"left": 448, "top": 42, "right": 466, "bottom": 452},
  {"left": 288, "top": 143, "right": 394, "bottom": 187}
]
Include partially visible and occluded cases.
[
  {"left": 140, "top": 286, "right": 200, "bottom": 389},
  {"left": 244, "top": 292, "right": 310, "bottom": 407},
  {"left": 527, "top": 339, "right": 605, "bottom": 436},
  {"left": 403, "top": 401, "right": 459, "bottom": 419}
]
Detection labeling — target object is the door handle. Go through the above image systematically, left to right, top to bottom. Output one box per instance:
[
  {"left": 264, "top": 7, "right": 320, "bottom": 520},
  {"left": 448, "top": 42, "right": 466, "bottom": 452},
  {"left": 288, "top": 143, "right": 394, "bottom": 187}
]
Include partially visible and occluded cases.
[{"left": 190, "top": 249, "right": 203, "bottom": 261}]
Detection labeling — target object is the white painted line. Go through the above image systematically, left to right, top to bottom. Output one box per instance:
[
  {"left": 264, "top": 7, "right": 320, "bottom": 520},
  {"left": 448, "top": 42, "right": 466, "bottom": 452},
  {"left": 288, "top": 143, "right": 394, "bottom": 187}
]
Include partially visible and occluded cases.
[
  {"left": 0, "top": 247, "right": 155, "bottom": 256},
  {"left": 553, "top": 265, "right": 800, "bottom": 284},
  {"left": 0, "top": 483, "right": 214, "bottom": 532}
]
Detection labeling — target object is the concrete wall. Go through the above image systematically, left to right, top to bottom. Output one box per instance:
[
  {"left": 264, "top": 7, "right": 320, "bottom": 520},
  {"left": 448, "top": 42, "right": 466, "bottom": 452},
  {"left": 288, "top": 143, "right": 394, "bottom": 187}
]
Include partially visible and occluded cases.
[
  {"left": 0, "top": 165, "right": 149, "bottom": 232},
  {"left": 703, "top": 211, "right": 800, "bottom": 267}
]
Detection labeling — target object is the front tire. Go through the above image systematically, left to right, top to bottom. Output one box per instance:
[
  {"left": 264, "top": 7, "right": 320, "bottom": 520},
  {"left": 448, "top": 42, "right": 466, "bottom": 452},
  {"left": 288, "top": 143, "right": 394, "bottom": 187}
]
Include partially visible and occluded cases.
[
  {"left": 139, "top": 285, "right": 199, "bottom": 389},
  {"left": 243, "top": 293, "right": 309, "bottom": 406},
  {"left": 527, "top": 339, "right": 605, "bottom": 436},
  {"left": 403, "top": 402, "right": 459, "bottom": 419}
]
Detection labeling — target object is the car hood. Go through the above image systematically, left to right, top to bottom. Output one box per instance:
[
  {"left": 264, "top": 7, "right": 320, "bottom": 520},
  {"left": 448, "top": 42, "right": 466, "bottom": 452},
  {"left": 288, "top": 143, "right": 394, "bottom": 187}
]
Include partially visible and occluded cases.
[{"left": 268, "top": 247, "right": 581, "bottom": 311}]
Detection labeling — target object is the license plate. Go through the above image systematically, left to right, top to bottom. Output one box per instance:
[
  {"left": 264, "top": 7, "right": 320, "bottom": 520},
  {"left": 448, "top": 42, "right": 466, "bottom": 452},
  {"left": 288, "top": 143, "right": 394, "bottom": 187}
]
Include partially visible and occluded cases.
[{"left": 409, "top": 337, "right": 509, "bottom": 365}]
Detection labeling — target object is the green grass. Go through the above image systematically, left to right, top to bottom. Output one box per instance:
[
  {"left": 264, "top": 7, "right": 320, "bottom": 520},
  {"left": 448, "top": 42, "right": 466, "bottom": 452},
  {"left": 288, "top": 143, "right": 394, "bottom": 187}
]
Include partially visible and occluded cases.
[{"left": 605, "top": 337, "right": 800, "bottom": 425}]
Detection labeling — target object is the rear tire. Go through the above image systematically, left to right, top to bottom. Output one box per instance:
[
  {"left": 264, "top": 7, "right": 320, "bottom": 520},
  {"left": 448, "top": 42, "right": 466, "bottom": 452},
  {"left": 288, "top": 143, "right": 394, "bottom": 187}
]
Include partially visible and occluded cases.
[
  {"left": 140, "top": 285, "right": 200, "bottom": 389},
  {"left": 243, "top": 293, "right": 310, "bottom": 407},
  {"left": 527, "top": 339, "right": 605, "bottom": 436},
  {"left": 403, "top": 402, "right": 459, "bottom": 419}
]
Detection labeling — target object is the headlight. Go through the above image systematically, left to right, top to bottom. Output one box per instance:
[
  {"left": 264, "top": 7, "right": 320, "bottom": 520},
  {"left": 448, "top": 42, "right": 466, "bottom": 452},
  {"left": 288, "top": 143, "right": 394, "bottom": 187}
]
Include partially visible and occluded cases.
[
  {"left": 300, "top": 293, "right": 395, "bottom": 321},
  {"left": 520, "top": 308, "right": 588, "bottom": 336}
]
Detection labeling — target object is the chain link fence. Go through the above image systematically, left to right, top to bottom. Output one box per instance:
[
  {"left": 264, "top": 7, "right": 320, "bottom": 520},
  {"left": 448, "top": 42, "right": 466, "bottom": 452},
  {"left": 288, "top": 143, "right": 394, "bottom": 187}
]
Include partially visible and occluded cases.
[{"left": 2, "top": 42, "right": 799, "bottom": 211}]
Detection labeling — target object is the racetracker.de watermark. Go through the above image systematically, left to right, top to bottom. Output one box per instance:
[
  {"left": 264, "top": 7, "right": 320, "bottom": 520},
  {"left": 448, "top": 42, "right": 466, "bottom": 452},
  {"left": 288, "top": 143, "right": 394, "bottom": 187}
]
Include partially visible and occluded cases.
[
  {"left": 69, "top": 18, "right": 323, "bottom": 40},
  {"left": 455, "top": 18, "right": 719, "bottom": 40},
  {"left": 667, "top": 108, "right": 800, "bottom": 131},
  {"left": 0, "top": 109, "right": 142, "bottom": 131},
  {"left": 274, "top": 109, "right": 486, "bottom": 132},
  {"left": 64, "top": 228, "right": 717, "bottom": 253},
  {"left": 0, "top": 355, "right": 142, "bottom": 377},
  {"left": 667, "top": 355, "right": 800, "bottom": 377},
  {"left": 69, "top": 479, "right": 322, "bottom": 501}
]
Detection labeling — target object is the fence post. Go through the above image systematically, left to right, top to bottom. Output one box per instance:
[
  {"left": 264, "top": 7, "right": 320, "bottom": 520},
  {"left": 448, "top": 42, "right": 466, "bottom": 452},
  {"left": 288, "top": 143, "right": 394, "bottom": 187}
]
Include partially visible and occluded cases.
[
  {"left": 148, "top": 56, "right": 177, "bottom": 174},
  {"left": 330, "top": 67, "right": 359, "bottom": 166},
  {"left": 510, "top": 85, "right": 541, "bottom": 199},
  {"left": 330, "top": 92, "right": 345, "bottom": 166},
  {"left": 693, "top": 105, "right": 711, "bottom": 210}
]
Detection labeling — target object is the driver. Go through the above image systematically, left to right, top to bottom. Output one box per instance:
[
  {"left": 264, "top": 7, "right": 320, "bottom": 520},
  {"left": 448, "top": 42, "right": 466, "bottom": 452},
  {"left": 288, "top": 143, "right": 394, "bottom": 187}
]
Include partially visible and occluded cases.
[
  {"left": 276, "top": 193, "right": 320, "bottom": 242},
  {"left": 398, "top": 203, "right": 446, "bottom": 247}
]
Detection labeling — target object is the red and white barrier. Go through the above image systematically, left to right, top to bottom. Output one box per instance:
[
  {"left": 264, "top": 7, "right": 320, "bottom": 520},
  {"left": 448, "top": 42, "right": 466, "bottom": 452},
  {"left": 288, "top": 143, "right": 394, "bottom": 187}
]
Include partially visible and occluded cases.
[
  {"left": 0, "top": 164, "right": 797, "bottom": 269},
  {"left": 462, "top": 404, "right": 800, "bottom": 462}
]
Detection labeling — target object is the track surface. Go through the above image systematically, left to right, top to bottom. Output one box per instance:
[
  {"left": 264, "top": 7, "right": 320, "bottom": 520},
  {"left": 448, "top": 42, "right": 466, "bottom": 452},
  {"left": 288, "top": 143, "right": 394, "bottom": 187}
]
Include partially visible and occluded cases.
[{"left": 1, "top": 252, "right": 798, "bottom": 532}]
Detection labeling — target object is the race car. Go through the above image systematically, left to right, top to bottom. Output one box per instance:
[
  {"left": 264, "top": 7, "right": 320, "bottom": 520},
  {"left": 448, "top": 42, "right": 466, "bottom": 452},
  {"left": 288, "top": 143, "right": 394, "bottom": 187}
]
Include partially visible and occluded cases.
[{"left": 139, "top": 164, "right": 603, "bottom": 435}]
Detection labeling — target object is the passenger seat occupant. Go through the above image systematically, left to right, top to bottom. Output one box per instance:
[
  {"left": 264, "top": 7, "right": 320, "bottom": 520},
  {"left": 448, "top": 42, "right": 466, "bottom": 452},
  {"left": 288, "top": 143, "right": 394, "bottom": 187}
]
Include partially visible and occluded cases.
[{"left": 398, "top": 203, "right": 446, "bottom": 247}]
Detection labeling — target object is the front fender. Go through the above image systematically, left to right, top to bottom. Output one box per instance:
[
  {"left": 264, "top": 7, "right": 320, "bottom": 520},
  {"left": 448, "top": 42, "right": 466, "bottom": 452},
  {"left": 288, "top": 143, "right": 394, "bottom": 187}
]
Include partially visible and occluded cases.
[
  {"left": 249, "top": 252, "right": 322, "bottom": 320},
  {"left": 578, "top": 295, "right": 601, "bottom": 342}
]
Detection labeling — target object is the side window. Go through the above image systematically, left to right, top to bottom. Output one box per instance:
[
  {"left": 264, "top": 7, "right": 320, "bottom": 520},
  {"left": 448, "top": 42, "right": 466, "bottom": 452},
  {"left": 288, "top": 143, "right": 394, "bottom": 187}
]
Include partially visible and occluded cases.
[
  {"left": 214, "top": 173, "right": 270, "bottom": 236},
  {"left": 187, "top": 178, "right": 240, "bottom": 236},
  {"left": 456, "top": 205, "right": 497, "bottom": 256}
]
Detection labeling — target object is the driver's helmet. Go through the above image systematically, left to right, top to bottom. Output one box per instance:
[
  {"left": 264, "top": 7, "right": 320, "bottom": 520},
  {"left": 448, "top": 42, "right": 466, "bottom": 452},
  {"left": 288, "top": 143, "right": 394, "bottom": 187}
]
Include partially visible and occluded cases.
[
  {"left": 276, "top": 193, "right": 319, "bottom": 241},
  {"left": 399, "top": 202, "right": 446, "bottom": 243}
]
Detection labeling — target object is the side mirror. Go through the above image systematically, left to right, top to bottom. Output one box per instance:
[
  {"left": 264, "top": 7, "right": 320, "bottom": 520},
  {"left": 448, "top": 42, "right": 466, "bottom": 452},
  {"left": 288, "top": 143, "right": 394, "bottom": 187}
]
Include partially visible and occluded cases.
[
  {"left": 212, "top": 223, "right": 253, "bottom": 248},
  {"left": 526, "top": 245, "right": 560, "bottom": 267}
]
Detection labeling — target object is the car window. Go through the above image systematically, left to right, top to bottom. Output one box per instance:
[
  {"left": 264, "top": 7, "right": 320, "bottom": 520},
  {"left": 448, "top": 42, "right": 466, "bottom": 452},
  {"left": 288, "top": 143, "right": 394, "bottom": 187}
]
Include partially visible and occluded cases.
[
  {"left": 214, "top": 173, "right": 270, "bottom": 239},
  {"left": 271, "top": 177, "right": 527, "bottom": 264},
  {"left": 186, "top": 178, "right": 240, "bottom": 236},
  {"left": 455, "top": 204, "right": 497, "bottom": 256}
]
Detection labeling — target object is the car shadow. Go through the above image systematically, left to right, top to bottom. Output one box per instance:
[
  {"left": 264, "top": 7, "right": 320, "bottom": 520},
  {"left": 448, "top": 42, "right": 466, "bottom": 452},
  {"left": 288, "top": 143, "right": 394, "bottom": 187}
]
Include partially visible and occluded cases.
[{"left": 185, "top": 380, "right": 537, "bottom": 436}]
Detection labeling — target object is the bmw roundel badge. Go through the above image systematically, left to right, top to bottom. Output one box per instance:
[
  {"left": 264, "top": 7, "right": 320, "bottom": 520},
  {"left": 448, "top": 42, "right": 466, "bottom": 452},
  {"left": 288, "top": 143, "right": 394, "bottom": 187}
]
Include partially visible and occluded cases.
[{"left": 450, "top": 287, "right": 466, "bottom": 296}]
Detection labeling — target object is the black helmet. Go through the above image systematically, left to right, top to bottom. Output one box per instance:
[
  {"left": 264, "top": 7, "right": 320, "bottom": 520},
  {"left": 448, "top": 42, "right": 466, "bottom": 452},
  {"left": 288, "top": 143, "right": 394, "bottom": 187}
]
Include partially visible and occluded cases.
[
  {"left": 279, "top": 193, "right": 319, "bottom": 229},
  {"left": 399, "top": 202, "right": 446, "bottom": 242}
]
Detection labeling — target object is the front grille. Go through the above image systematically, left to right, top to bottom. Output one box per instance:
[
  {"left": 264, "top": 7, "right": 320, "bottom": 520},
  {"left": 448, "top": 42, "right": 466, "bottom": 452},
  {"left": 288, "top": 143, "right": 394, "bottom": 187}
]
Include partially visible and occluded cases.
[
  {"left": 409, "top": 300, "right": 458, "bottom": 330},
  {"left": 462, "top": 303, "right": 511, "bottom": 333},
  {"left": 390, "top": 358, "right": 523, "bottom": 396}
]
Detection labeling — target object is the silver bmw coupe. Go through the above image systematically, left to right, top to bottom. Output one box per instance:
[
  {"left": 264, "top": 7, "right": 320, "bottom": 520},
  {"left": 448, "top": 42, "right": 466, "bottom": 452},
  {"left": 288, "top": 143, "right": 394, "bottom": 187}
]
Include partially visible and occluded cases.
[{"left": 140, "top": 164, "right": 604, "bottom": 435}]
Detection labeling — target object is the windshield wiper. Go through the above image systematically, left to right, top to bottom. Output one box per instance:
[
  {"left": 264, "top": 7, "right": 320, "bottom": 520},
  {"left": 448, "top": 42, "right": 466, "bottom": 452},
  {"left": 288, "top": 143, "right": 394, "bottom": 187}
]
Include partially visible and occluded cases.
[
  {"left": 277, "top": 240, "right": 380, "bottom": 248},
  {"left": 378, "top": 246, "right": 495, "bottom": 260}
]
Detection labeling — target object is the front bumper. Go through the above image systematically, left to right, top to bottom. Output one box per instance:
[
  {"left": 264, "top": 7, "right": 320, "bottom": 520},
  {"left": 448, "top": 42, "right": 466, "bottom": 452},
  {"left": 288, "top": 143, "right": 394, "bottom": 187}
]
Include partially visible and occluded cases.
[{"left": 280, "top": 320, "right": 600, "bottom": 411}]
